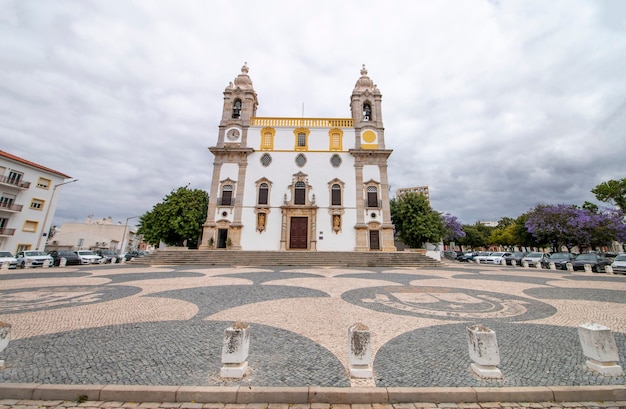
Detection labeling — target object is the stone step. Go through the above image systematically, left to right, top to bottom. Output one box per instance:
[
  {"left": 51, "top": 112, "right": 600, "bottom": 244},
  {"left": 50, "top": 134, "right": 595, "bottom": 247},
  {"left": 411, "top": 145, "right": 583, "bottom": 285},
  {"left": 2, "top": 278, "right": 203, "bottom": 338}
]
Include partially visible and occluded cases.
[{"left": 131, "top": 250, "right": 442, "bottom": 268}]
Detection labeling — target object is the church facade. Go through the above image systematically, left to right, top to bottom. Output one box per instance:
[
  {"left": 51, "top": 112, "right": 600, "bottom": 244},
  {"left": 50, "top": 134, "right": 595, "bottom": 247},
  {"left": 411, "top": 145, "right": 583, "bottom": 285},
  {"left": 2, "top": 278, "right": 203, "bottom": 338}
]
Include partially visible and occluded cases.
[{"left": 199, "top": 65, "right": 395, "bottom": 252}]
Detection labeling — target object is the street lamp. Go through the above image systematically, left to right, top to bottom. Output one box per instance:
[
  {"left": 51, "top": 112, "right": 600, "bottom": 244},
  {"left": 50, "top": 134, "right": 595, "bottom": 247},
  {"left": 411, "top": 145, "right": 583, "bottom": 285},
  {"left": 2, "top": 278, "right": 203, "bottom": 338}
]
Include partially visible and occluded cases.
[
  {"left": 37, "top": 179, "right": 79, "bottom": 250},
  {"left": 121, "top": 215, "right": 140, "bottom": 253}
]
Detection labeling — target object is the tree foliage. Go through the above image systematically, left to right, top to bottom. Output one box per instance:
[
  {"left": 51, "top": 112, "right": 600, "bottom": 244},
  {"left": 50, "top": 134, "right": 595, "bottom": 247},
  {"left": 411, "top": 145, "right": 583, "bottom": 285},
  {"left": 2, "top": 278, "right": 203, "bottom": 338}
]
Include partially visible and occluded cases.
[
  {"left": 591, "top": 178, "right": 626, "bottom": 210},
  {"left": 137, "top": 186, "right": 209, "bottom": 248},
  {"left": 390, "top": 193, "right": 445, "bottom": 248},
  {"left": 525, "top": 203, "right": 626, "bottom": 252},
  {"left": 441, "top": 213, "right": 466, "bottom": 242},
  {"left": 457, "top": 223, "right": 493, "bottom": 249}
]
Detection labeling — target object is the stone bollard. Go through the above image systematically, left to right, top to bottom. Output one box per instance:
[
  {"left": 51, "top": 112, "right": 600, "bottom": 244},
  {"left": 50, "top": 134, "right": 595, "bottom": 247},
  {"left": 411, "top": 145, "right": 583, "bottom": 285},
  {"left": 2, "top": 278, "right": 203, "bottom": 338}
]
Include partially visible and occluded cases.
[
  {"left": 120, "top": 257, "right": 126, "bottom": 264},
  {"left": 59, "top": 258, "right": 67, "bottom": 267},
  {"left": 475, "top": 258, "right": 480, "bottom": 264},
  {"left": 511, "top": 260, "right": 517, "bottom": 267},
  {"left": 522, "top": 261, "right": 529, "bottom": 268},
  {"left": 535, "top": 261, "right": 542, "bottom": 269},
  {"left": 1, "top": 262, "right": 8, "bottom": 270},
  {"left": 549, "top": 262, "right": 556, "bottom": 270},
  {"left": 566, "top": 262, "right": 573, "bottom": 272},
  {"left": 584, "top": 264, "right": 592, "bottom": 273},
  {"left": 605, "top": 265, "right": 614, "bottom": 274},
  {"left": 0, "top": 321, "right": 10, "bottom": 369},
  {"left": 220, "top": 321, "right": 250, "bottom": 379},
  {"left": 348, "top": 323, "right": 373, "bottom": 378},
  {"left": 577, "top": 323, "right": 624, "bottom": 376},
  {"left": 467, "top": 324, "right": 502, "bottom": 379}
]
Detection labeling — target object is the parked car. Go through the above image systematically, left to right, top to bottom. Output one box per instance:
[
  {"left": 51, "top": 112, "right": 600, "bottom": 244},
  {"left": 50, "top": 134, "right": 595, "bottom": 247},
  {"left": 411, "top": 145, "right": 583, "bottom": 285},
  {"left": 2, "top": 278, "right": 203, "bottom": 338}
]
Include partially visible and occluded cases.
[
  {"left": 96, "top": 249, "right": 120, "bottom": 264},
  {"left": 16, "top": 250, "right": 54, "bottom": 268},
  {"left": 48, "top": 250, "right": 82, "bottom": 266},
  {"left": 74, "top": 250, "right": 103, "bottom": 265},
  {"left": 121, "top": 250, "right": 142, "bottom": 261},
  {"left": 443, "top": 250, "right": 458, "bottom": 260},
  {"left": 0, "top": 251, "right": 18, "bottom": 269},
  {"left": 504, "top": 251, "right": 529, "bottom": 266},
  {"left": 457, "top": 252, "right": 479, "bottom": 262},
  {"left": 473, "top": 252, "right": 493, "bottom": 263},
  {"left": 478, "top": 252, "right": 512, "bottom": 265},
  {"left": 521, "top": 252, "right": 549, "bottom": 266},
  {"left": 541, "top": 252, "right": 577, "bottom": 269},
  {"left": 570, "top": 253, "right": 612, "bottom": 272},
  {"left": 610, "top": 253, "right": 626, "bottom": 274}
]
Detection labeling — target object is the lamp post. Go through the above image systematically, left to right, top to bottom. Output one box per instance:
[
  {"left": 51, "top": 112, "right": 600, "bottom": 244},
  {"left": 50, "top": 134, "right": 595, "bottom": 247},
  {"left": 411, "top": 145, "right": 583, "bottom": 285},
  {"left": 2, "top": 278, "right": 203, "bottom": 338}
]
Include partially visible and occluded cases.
[
  {"left": 37, "top": 179, "right": 78, "bottom": 250},
  {"left": 121, "top": 215, "right": 140, "bottom": 253}
]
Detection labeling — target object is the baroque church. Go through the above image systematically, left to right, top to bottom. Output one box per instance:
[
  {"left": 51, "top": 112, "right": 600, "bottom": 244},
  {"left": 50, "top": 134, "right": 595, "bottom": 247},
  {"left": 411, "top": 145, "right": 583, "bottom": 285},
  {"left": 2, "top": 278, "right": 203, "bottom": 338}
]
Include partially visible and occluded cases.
[{"left": 199, "top": 64, "right": 395, "bottom": 252}]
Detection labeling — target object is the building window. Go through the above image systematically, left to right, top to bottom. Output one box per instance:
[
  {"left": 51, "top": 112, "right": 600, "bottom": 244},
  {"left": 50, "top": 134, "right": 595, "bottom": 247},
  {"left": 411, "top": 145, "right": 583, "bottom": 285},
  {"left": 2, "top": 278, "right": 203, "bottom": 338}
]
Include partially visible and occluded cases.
[
  {"left": 232, "top": 99, "right": 242, "bottom": 118},
  {"left": 363, "top": 102, "right": 372, "bottom": 121},
  {"left": 261, "top": 127, "right": 275, "bottom": 150},
  {"left": 293, "top": 127, "right": 310, "bottom": 151},
  {"left": 329, "top": 128, "right": 343, "bottom": 151},
  {"left": 260, "top": 153, "right": 272, "bottom": 167},
  {"left": 295, "top": 153, "right": 307, "bottom": 167},
  {"left": 330, "top": 154, "right": 342, "bottom": 168},
  {"left": 7, "top": 171, "right": 23, "bottom": 185},
  {"left": 37, "top": 177, "right": 51, "bottom": 189},
  {"left": 294, "top": 181, "right": 306, "bottom": 205},
  {"left": 258, "top": 183, "right": 269, "bottom": 205},
  {"left": 331, "top": 184, "right": 341, "bottom": 206},
  {"left": 221, "top": 185, "right": 233, "bottom": 206},
  {"left": 367, "top": 186, "right": 379, "bottom": 208},
  {"left": 0, "top": 194, "right": 15, "bottom": 209},
  {"left": 30, "top": 198, "right": 45, "bottom": 210},
  {"left": 0, "top": 217, "right": 8, "bottom": 228},
  {"left": 23, "top": 220, "right": 38, "bottom": 232},
  {"left": 16, "top": 244, "right": 31, "bottom": 252}
]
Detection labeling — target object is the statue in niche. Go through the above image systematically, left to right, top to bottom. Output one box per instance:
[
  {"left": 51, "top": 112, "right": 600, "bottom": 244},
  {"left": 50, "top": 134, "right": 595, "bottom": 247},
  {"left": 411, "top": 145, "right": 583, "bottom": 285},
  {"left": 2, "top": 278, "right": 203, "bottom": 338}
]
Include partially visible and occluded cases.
[{"left": 333, "top": 214, "right": 341, "bottom": 232}]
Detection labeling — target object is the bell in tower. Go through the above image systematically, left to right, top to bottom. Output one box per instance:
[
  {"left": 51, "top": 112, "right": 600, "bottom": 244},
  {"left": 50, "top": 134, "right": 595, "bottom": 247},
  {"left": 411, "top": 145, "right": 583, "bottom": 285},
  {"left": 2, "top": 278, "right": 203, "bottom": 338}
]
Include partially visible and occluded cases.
[{"left": 350, "top": 65, "right": 385, "bottom": 149}]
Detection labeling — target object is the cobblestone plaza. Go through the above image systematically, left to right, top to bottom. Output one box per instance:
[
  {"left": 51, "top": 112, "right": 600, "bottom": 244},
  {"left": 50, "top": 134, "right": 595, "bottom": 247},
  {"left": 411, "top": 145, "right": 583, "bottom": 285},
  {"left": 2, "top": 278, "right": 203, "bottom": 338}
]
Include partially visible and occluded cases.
[{"left": 1, "top": 262, "right": 625, "bottom": 388}]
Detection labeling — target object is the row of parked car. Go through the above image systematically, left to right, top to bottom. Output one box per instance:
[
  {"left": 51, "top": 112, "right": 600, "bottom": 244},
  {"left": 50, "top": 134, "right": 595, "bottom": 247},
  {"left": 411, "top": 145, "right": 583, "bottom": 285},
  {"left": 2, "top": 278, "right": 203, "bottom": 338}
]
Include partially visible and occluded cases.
[
  {"left": 0, "top": 249, "right": 146, "bottom": 269},
  {"left": 453, "top": 250, "right": 625, "bottom": 273}
]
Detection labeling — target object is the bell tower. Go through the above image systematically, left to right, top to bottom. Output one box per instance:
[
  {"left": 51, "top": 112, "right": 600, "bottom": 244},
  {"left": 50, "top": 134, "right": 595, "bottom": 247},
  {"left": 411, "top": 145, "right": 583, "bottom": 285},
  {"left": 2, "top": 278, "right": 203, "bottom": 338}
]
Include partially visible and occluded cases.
[
  {"left": 200, "top": 64, "right": 257, "bottom": 250},
  {"left": 350, "top": 64, "right": 385, "bottom": 150},
  {"left": 349, "top": 65, "right": 395, "bottom": 252}
]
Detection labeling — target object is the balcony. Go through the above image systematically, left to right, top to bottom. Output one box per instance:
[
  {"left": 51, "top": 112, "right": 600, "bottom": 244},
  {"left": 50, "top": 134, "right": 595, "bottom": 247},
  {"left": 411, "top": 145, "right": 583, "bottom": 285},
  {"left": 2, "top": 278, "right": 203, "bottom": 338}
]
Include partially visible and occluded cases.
[
  {"left": 251, "top": 117, "right": 354, "bottom": 128},
  {"left": 0, "top": 175, "right": 31, "bottom": 189},
  {"left": 216, "top": 197, "right": 236, "bottom": 207},
  {"left": 364, "top": 199, "right": 382, "bottom": 209},
  {"left": 0, "top": 202, "right": 23, "bottom": 213},
  {"left": 0, "top": 227, "right": 16, "bottom": 236}
]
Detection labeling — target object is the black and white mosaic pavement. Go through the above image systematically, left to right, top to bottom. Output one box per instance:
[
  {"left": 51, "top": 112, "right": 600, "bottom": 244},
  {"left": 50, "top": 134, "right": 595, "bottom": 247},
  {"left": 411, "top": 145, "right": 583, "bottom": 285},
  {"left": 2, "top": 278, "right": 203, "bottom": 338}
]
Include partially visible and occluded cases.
[{"left": 1, "top": 263, "right": 625, "bottom": 387}]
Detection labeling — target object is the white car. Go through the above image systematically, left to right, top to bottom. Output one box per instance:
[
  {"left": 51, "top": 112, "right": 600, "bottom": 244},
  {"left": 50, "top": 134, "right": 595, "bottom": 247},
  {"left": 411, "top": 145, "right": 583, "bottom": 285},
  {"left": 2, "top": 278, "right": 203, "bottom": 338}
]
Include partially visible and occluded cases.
[
  {"left": 16, "top": 250, "right": 54, "bottom": 268},
  {"left": 74, "top": 250, "right": 103, "bottom": 264},
  {"left": 0, "top": 251, "right": 18, "bottom": 269},
  {"left": 473, "top": 252, "right": 492, "bottom": 263},
  {"left": 480, "top": 252, "right": 512, "bottom": 265},
  {"left": 521, "top": 252, "right": 548, "bottom": 266},
  {"left": 610, "top": 253, "right": 626, "bottom": 274}
]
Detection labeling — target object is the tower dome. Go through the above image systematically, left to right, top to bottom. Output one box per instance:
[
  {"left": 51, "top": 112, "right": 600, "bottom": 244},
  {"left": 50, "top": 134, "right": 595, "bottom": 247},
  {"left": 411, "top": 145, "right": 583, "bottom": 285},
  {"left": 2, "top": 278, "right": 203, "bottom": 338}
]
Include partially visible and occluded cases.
[
  {"left": 229, "top": 62, "right": 254, "bottom": 91},
  {"left": 353, "top": 64, "right": 375, "bottom": 93}
]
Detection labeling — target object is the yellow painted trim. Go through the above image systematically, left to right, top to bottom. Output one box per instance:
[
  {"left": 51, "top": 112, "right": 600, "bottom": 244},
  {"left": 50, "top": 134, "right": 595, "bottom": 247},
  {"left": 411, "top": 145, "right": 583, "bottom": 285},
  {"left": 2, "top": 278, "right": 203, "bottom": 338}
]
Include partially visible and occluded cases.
[
  {"left": 251, "top": 117, "right": 353, "bottom": 128},
  {"left": 260, "top": 127, "right": 276, "bottom": 150},
  {"left": 293, "top": 127, "right": 311, "bottom": 151},
  {"left": 329, "top": 128, "right": 343, "bottom": 151},
  {"left": 362, "top": 130, "right": 377, "bottom": 143},
  {"left": 362, "top": 144, "right": 378, "bottom": 150}
]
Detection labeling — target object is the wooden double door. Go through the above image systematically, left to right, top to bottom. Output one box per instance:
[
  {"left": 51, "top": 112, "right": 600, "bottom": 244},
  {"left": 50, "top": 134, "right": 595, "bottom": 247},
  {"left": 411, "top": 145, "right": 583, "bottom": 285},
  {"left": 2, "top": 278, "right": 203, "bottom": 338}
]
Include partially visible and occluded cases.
[{"left": 289, "top": 217, "right": 308, "bottom": 249}]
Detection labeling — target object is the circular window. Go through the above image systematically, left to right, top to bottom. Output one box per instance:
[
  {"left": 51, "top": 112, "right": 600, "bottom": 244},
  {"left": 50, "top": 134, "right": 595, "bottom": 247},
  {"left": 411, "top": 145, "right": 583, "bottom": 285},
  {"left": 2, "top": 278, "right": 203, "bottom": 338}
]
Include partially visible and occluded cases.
[
  {"left": 260, "top": 153, "right": 272, "bottom": 167},
  {"left": 295, "top": 153, "right": 307, "bottom": 167},
  {"left": 330, "top": 154, "right": 342, "bottom": 168},
  {"left": 222, "top": 211, "right": 228, "bottom": 217}
]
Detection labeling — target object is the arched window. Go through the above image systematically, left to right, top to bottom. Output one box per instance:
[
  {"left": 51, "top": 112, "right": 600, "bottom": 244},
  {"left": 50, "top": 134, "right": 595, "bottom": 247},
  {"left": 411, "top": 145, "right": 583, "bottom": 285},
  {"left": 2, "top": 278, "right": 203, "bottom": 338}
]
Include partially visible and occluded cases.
[
  {"left": 232, "top": 100, "right": 242, "bottom": 119},
  {"left": 363, "top": 103, "right": 372, "bottom": 121},
  {"left": 261, "top": 127, "right": 275, "bottom": 150},
  {"left": 294, "top": 181, "right": 306, "bottom": 205},
  {"left": 258, "top": 183, "right": 269, "bottom": 205},
  {"left": 221, "top": 184, "right": 233, "bottom": 205},
  {"left": 331, "top": 184, "right": 341, "bottom": 206},
  {"left": 367, "top": 186, "right": 378, "bottom": 208}
]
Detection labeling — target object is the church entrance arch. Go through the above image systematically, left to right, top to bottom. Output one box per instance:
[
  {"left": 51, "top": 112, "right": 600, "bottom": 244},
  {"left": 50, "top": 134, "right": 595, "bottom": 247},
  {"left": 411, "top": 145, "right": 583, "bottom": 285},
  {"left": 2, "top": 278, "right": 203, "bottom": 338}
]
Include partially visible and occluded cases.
[{"left": 217, "top": 229, "right": 228, "bottom": 249}]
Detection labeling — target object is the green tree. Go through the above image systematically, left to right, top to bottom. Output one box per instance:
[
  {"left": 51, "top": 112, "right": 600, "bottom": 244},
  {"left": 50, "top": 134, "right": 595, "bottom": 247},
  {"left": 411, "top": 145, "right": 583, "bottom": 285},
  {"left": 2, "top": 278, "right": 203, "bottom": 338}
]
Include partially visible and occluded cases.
[
  {"left": 591, "top": 178, "right": 626, "bottom": 210},
  {"left": 137, "top": 186, "right": 209, "bottom": 248},
  {"left": 390, "top": 193, "right": 445, "bottom": 248},
  {"left": 457, "top": 223, "right": 493, "bottom": 249}
]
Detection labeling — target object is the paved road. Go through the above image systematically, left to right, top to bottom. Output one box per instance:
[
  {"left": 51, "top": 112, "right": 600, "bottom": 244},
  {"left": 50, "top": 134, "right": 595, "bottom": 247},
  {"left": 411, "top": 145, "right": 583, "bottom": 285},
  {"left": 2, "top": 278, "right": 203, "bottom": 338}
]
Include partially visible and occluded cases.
[{"left": 1, "top": 263, "right": 625, "bottom": 389}]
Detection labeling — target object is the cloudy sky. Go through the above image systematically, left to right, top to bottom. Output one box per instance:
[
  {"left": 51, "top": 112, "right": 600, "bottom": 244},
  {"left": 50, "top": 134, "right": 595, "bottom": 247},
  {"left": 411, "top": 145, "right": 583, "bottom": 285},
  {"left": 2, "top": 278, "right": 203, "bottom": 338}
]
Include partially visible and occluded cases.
[{"left": 2, "top": 0, "right": 625, "bottom": 228}]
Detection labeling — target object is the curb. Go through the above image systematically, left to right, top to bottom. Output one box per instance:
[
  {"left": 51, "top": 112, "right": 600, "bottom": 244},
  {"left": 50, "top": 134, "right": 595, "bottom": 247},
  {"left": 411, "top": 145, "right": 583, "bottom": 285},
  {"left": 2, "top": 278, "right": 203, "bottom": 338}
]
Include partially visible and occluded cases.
[{"left": 1, "top": 384, "right": 625, "bottom": 403}]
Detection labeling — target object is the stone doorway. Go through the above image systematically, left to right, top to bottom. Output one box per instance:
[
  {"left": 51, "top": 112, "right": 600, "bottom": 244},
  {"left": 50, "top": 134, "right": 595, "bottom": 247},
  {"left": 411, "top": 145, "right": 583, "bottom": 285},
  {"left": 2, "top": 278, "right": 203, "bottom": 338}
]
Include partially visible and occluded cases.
[
  {"left": 217, "top": 228, "right": 228, "bottom": 249},
  {"left": 369, "top": 230, "right": 380, "bottom": 250}
]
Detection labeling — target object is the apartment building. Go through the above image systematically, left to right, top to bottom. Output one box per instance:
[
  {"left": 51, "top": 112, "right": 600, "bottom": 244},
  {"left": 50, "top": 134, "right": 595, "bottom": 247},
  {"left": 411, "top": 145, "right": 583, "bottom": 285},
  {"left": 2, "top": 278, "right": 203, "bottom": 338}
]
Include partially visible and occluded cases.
[{"left": 0, "top": 150, "right": 72, "bottom": 254}]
